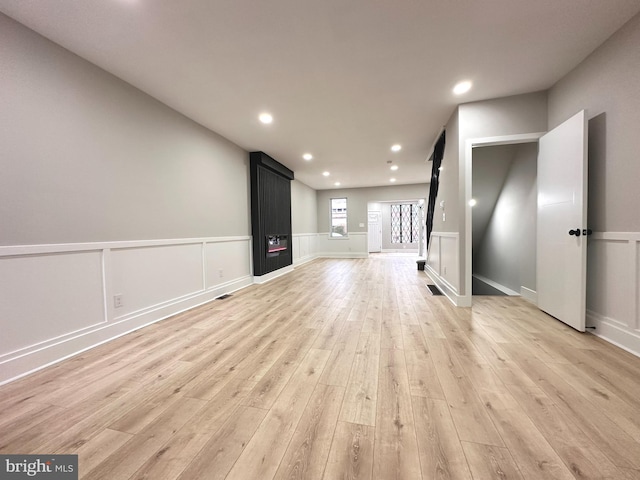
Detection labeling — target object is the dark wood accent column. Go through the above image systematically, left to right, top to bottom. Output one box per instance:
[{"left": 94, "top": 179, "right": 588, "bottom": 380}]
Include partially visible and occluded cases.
[{"left": 250, "top": 151, "right": 294, "bottom": 276}]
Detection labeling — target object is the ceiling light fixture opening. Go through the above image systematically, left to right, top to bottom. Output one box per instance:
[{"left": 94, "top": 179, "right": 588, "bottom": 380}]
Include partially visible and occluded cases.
[
  {"left": 453, "top": 81, "right": 472, "bottom": 95},
  {"left": 258, "top": 112, "right": 273, "bottom": 124},
  {"left": 391, "top": 144, "right": 402, "bottom": 152},
  {"left": 303, "top": 153, "right": 313, "bottom": 161},
  {"left": 390, "top": 165, "right": 399, "bottom": 171},
  {"left": 322, "top": 171, "right": 330, "bottom": 177},
  {"left": 390, "top": 178, "right": 396, "bottom": 183},
  {"left": 334, "top": 182, "right": 341, "bottom": 187},
  {"left": 469, "top": 198, "right": 477, "bottom": 207}
]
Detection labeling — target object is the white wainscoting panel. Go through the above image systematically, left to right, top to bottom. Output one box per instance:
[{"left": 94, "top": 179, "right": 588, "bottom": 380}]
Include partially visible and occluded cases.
[
  {"left": 316, "top": 232, "right": 368, "bottom": 258},
  {"left": 425, "top": 232, "right": 461, "bottom": 305},
  {"left": 586, "top": 232, "right": 640, "bottom": 357},
  {"left": 292, "top": 233, "right": 318, "bottom": 266},
  {"left": 0, "top": 236, "right": 252, "bottom": 384},
  {"left": 427, "top": 236, "right": 441, "bottom": 273},
  {"left": 205, "top": 238, "right": 252, "bottom": 289},
  {"left": 111, "top": 244, "right": 203, "bottom": 318},
  {"left": 0, "top": 251, "right": 105, "bottom": 356}
]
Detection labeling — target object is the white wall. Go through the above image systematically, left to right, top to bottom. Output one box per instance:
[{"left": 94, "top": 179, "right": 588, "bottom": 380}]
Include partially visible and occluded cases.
[
  {"left": 548, "top": 12, "right": 640, "bottom": 355},
  {"left": 0, "top": 15, "right": 253, "bottom": 383},
  {"left": 473, "top": 143, "right": 537, "bottom": 293}
]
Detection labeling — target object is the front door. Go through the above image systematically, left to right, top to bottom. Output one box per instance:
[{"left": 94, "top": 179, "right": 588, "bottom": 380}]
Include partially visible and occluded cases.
[
  {"left": 536, "top": 110, "right": 588, "bottom": 331},
  {"left": 368, "top": 211, "right": 382, "bottom": 252}
]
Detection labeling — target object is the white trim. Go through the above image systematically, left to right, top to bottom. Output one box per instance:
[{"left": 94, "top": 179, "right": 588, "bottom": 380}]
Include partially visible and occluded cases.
[
  {"left": 591, "top": 232, "right": 640, "bottom": 241},
  {"left": 0, "top": 236, "right": 252, "bottom": 257},
  {"left": 381, "top": 249, "right": 420, "bottom": 254},
  {"left": 318, "top": 253, "right": 369, "bottom": 259},
  {"left": 424, "top": 264, "right": 470, "bottom": 307},
  {"left": 253, "top": 265, "right": 295, "bottom": 284},
  {"left": 472, "top": 274, "right": 519, "bottom": 296},
  {"left": 520, "top": 286, "right": 538, "bottom": 305},
  {"left": 587, "top": 309, "right": 640, "bottom": 358}
]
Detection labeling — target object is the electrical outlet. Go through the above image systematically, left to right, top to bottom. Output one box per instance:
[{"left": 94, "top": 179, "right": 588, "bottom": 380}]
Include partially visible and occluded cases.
[
  {"left": 218, "top": 269, "right": 224, "bottom": 278},
  {"left": 114, "top": 294, "right": 123, "bottom": 308}
]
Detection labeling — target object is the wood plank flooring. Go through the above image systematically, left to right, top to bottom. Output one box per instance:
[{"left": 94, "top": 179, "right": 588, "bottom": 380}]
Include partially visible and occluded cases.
[{"left": 2, "top": 256, "right": 640, "bottom": 479}]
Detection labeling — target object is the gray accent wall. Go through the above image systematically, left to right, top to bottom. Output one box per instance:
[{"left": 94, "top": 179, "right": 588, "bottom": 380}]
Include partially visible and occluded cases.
[
  {"left": 548, "top": 11, "right": 640, "bottom": 232},
  {"left": 0, "top": 13, "right": 250, "bottom": 246},
  {"left": 291, "top": 180, "right": 318, "bottom": 234},
  {"left": 316, "top": 183, "right": 428, "bottom": 234}
]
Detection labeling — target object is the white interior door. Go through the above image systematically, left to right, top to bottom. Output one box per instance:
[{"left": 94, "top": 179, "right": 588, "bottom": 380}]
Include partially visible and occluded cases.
[
  {"left": 537, "top": 110, "right": 588, "bottom": 331},
  {"left": 368, "top": 211, "right": 382, "bottom": 252}
]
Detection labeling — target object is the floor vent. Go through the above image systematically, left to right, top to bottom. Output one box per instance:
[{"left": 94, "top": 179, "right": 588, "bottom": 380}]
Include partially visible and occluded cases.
[
  {"left": 427, "top": 284, "right": 444, "bottom": 296},
  {"left": 217, "top": 294, "right": 232, "bottom": 300}
]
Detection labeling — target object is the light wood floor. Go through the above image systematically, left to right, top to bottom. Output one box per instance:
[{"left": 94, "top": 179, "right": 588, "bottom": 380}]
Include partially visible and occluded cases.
[{"left": 2, "top": 256, "right": 640, "bottom": 479}]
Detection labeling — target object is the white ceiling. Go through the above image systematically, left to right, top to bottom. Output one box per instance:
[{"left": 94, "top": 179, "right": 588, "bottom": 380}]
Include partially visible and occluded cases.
[{"left": 2, "top": 1, "right": 639, "bottom": 190}]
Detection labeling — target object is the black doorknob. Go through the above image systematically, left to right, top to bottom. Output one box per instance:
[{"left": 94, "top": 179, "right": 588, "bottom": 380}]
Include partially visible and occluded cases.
[{"left": 569, "top": 229, "right": 581, "bottom": 236}]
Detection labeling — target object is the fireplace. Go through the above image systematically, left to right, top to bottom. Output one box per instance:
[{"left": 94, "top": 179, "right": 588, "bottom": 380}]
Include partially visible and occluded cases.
[{"left": 266, "top": 235, "right": 288, "bottom": 257}]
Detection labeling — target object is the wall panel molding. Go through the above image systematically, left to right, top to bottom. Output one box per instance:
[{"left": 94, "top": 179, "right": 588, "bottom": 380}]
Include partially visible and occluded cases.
[
  {"left": 316, "top": 232, "right": 368, "bottom": 258},
  {"left": 586, "top": 232, "right": 640, "bottom": 356},
  {"left": 292, "top": 233, "right": 318, "bottom": 266},
  {"left": 0, "top": 236, "right": 252, "bottom": 384}
]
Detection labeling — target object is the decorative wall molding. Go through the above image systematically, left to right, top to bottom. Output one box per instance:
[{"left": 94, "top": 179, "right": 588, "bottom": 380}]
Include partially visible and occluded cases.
[
  {"left": 316, "top": 232, "right": 368, "bottom": 259},
  {"left": 586, "top": 232, "right": 639, "bottom": 356},
  {"left": 292, "top": 233, "right": 318, "bottom": 266},
  {"left": 0, "top": 236, "right": 253, "bottom": 385}
]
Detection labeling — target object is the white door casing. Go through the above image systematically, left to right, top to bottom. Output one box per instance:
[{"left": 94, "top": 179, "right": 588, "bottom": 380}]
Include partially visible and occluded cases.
[{"left": 536, "top": 110, "right": 588, "bottom": 332}]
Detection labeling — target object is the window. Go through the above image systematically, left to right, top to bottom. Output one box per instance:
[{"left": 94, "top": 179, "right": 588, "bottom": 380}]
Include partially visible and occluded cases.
[
  {"left": 330, "top": 198, "right": 348, "bottom": 237},
  {"left": 391, "top": 203, "right": 420, "bottom": 243}
]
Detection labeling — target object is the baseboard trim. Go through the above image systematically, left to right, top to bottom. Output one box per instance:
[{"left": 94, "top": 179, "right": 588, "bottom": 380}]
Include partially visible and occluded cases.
[
  {"left": 317, "top": 253, "right": 368, "bottom": 259},
  {"left": 293, "top": 254, "right": 318, "bottom": 267},
  {"left": 253, "top": 265, "right": 295, "bottom": 284},
  {"left": 424, "top": 265, "right": 470, "bottom": 307},
  {"left": 472, "top": 274, "right": 519, "bottom": 296},
  {"left": 0, "top": 276, "right": 254, "bottom": 385},
  {"left": 520, "top": 286, "right": 538, "bottom": 305},
  {"left": 587, "top": 309, "right": 640, "bottom": 358}
]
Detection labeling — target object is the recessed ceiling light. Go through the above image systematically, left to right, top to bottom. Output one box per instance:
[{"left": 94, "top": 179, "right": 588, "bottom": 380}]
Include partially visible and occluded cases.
[
  {"left": 453, "top": 81, "right": 472, "bottom": 95},
  {"left": 259, "top": 112, "right": 273, "bottom": 124},
  {"left": 391, "top": 144, "right": 402, "bottom": 152},
  {"left": 303, "top": 153, "right": 313, "bottom": 161},
  {"left": 390, "top": 165, "right": 399, "bottom": 171},
  {"left": 323, "top": 171, "right": 330, "bottom": 177},
  {"left": 390, "top": 178, "right": 396, "bottom": 183},
  {"left": 334, "top": 182, "right": 341, "bottom": 186},
  {"left": 469, "top": 198, "right": 477, "bottom": 207}
]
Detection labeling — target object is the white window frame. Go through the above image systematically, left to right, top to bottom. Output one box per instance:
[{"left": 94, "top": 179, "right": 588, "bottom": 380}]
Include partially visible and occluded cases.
[{"left": 330, "top": 197, "right": 348, "bottom": 238}]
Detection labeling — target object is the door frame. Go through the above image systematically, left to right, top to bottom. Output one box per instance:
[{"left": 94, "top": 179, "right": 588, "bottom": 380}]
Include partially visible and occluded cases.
[{"left": 462, "top": 132, "right": 545, "bottom": 307}]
